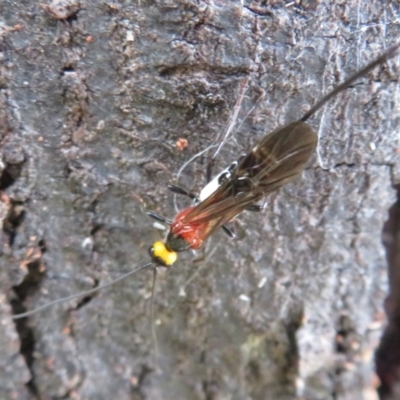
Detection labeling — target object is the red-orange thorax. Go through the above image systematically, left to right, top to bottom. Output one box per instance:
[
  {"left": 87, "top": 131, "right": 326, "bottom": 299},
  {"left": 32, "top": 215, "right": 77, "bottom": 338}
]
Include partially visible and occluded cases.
[{"left": 169, "top": 206, "right": 210, "bottom": 250}]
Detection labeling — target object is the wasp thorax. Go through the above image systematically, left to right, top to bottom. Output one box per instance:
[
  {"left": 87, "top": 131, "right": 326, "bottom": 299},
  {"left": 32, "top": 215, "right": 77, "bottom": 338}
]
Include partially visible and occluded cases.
[{"left": 149, "top": 241, "right": 177, "bottom": 267}]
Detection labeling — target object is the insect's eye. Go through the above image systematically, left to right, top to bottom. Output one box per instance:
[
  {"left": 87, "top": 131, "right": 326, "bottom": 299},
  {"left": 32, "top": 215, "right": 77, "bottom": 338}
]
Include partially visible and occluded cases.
[{"left": 149, "top": 241, "right": 177, "bottom": 267}]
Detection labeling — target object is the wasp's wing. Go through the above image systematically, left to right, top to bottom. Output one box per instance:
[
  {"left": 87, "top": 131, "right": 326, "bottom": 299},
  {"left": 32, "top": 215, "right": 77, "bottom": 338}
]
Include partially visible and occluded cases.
[
  {"left": 181, "top": 121, "right": 318, "bottom": 240},
  {"left": 237, "top": 121, "right": 318, "bottom": 196}
]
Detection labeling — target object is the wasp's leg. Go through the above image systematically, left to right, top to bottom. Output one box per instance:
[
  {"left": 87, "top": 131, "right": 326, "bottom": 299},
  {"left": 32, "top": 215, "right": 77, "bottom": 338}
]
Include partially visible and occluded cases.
[
  {"left": 167, "top": 184, "right": 197, "bottom": 200},
  {"left": 245, "top": 204, "right": 264, "bottom": 212},
  {"left": 146, "top": 211, "right": 172, "bottom": 225},
  {"left": 221, "top": 224, "right": 236, "bottom": 238}
]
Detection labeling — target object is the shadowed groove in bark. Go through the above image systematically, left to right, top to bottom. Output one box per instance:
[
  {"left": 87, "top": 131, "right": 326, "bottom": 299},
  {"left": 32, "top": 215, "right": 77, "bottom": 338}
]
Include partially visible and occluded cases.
[
  {"left": 0, "top": 162, "right": 23, "bottom": 192},
  {"left": 377, "top": 185, "right": 400, "bottom": 399},
  {"left": 2, "top": 199, "right": 25, "bottom": 247},
  {"left": 6, "top": 202, "right": 46, "bottom": 397},
  {"left": 10, "top": 257, "right": 46, "bottom": 399}
]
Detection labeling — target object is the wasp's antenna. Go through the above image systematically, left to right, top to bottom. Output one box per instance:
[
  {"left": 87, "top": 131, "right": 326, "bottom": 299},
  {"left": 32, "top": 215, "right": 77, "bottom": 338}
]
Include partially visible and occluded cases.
[
  {"left": 300, "top": 42, "right": 400, "bottom": 122},
  {"left": 207, "top": 77, "right": 249, "bottom": 182},
  {"left": 175, "top": 78, "right": 249, "bottom": 186},
  {"left": 12, "top": 262, "right": 154, "bottom": 319},
  {"left": 150, "top": 267, "right": 159, "bottom": 370}
]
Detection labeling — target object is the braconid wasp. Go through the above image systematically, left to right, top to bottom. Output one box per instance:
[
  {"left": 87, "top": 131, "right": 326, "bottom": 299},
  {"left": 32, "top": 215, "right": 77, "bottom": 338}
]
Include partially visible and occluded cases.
[
  {"left": 6, "top": 36, "right": 400, "bottom": 397},
  {"left": 12, "top": 42, "right": 400, "bottom": 320}
]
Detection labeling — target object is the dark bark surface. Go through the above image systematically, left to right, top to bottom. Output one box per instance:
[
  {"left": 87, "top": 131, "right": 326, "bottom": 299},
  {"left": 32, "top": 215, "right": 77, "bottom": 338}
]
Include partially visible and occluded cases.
[{"left": 1, "top": 1, "right": 400, "bottom": 399}]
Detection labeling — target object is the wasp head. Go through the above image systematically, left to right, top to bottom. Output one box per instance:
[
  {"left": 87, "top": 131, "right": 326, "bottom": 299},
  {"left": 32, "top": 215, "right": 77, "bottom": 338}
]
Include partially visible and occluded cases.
[{"left": 148, "top": 241, "right": 177, "bottom": 267}]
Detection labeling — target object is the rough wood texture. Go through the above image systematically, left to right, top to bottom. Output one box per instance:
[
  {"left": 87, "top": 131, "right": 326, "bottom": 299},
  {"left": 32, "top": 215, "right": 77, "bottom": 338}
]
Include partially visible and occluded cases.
[{"left": 1, "top": 1, "right": 400, "bottom": 399}]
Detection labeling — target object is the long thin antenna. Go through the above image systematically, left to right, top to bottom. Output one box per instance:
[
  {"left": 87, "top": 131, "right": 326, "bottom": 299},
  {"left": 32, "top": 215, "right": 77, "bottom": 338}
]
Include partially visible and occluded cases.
[
  {"left": 300, "top": 42, "right": 400, "bottom": 122},
  {"left": 173, "top": 78, "right": 249, "bottom": 212},
  {"left": 207, "top": 78, "right": 249, "bottom": 181},
  {"left": 211, "top": 78, "right": 249, "bottom": 159},
  {"left": 12, "top": 262, "right": 154, "bottom": 319},
  {"left": 150, "top": 267, "right": 159, "bottom": 370}
]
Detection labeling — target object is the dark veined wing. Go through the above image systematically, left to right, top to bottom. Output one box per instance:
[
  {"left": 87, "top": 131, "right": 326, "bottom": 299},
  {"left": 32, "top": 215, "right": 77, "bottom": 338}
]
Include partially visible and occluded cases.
[{"left": 181, "top": 121, "right": 318, "bottom": 240}]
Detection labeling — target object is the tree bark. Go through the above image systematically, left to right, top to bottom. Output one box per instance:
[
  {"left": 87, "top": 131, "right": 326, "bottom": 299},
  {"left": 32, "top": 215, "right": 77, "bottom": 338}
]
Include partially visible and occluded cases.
[{"left": 1, "top": 1, "right": 400, "bottom": 399}]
